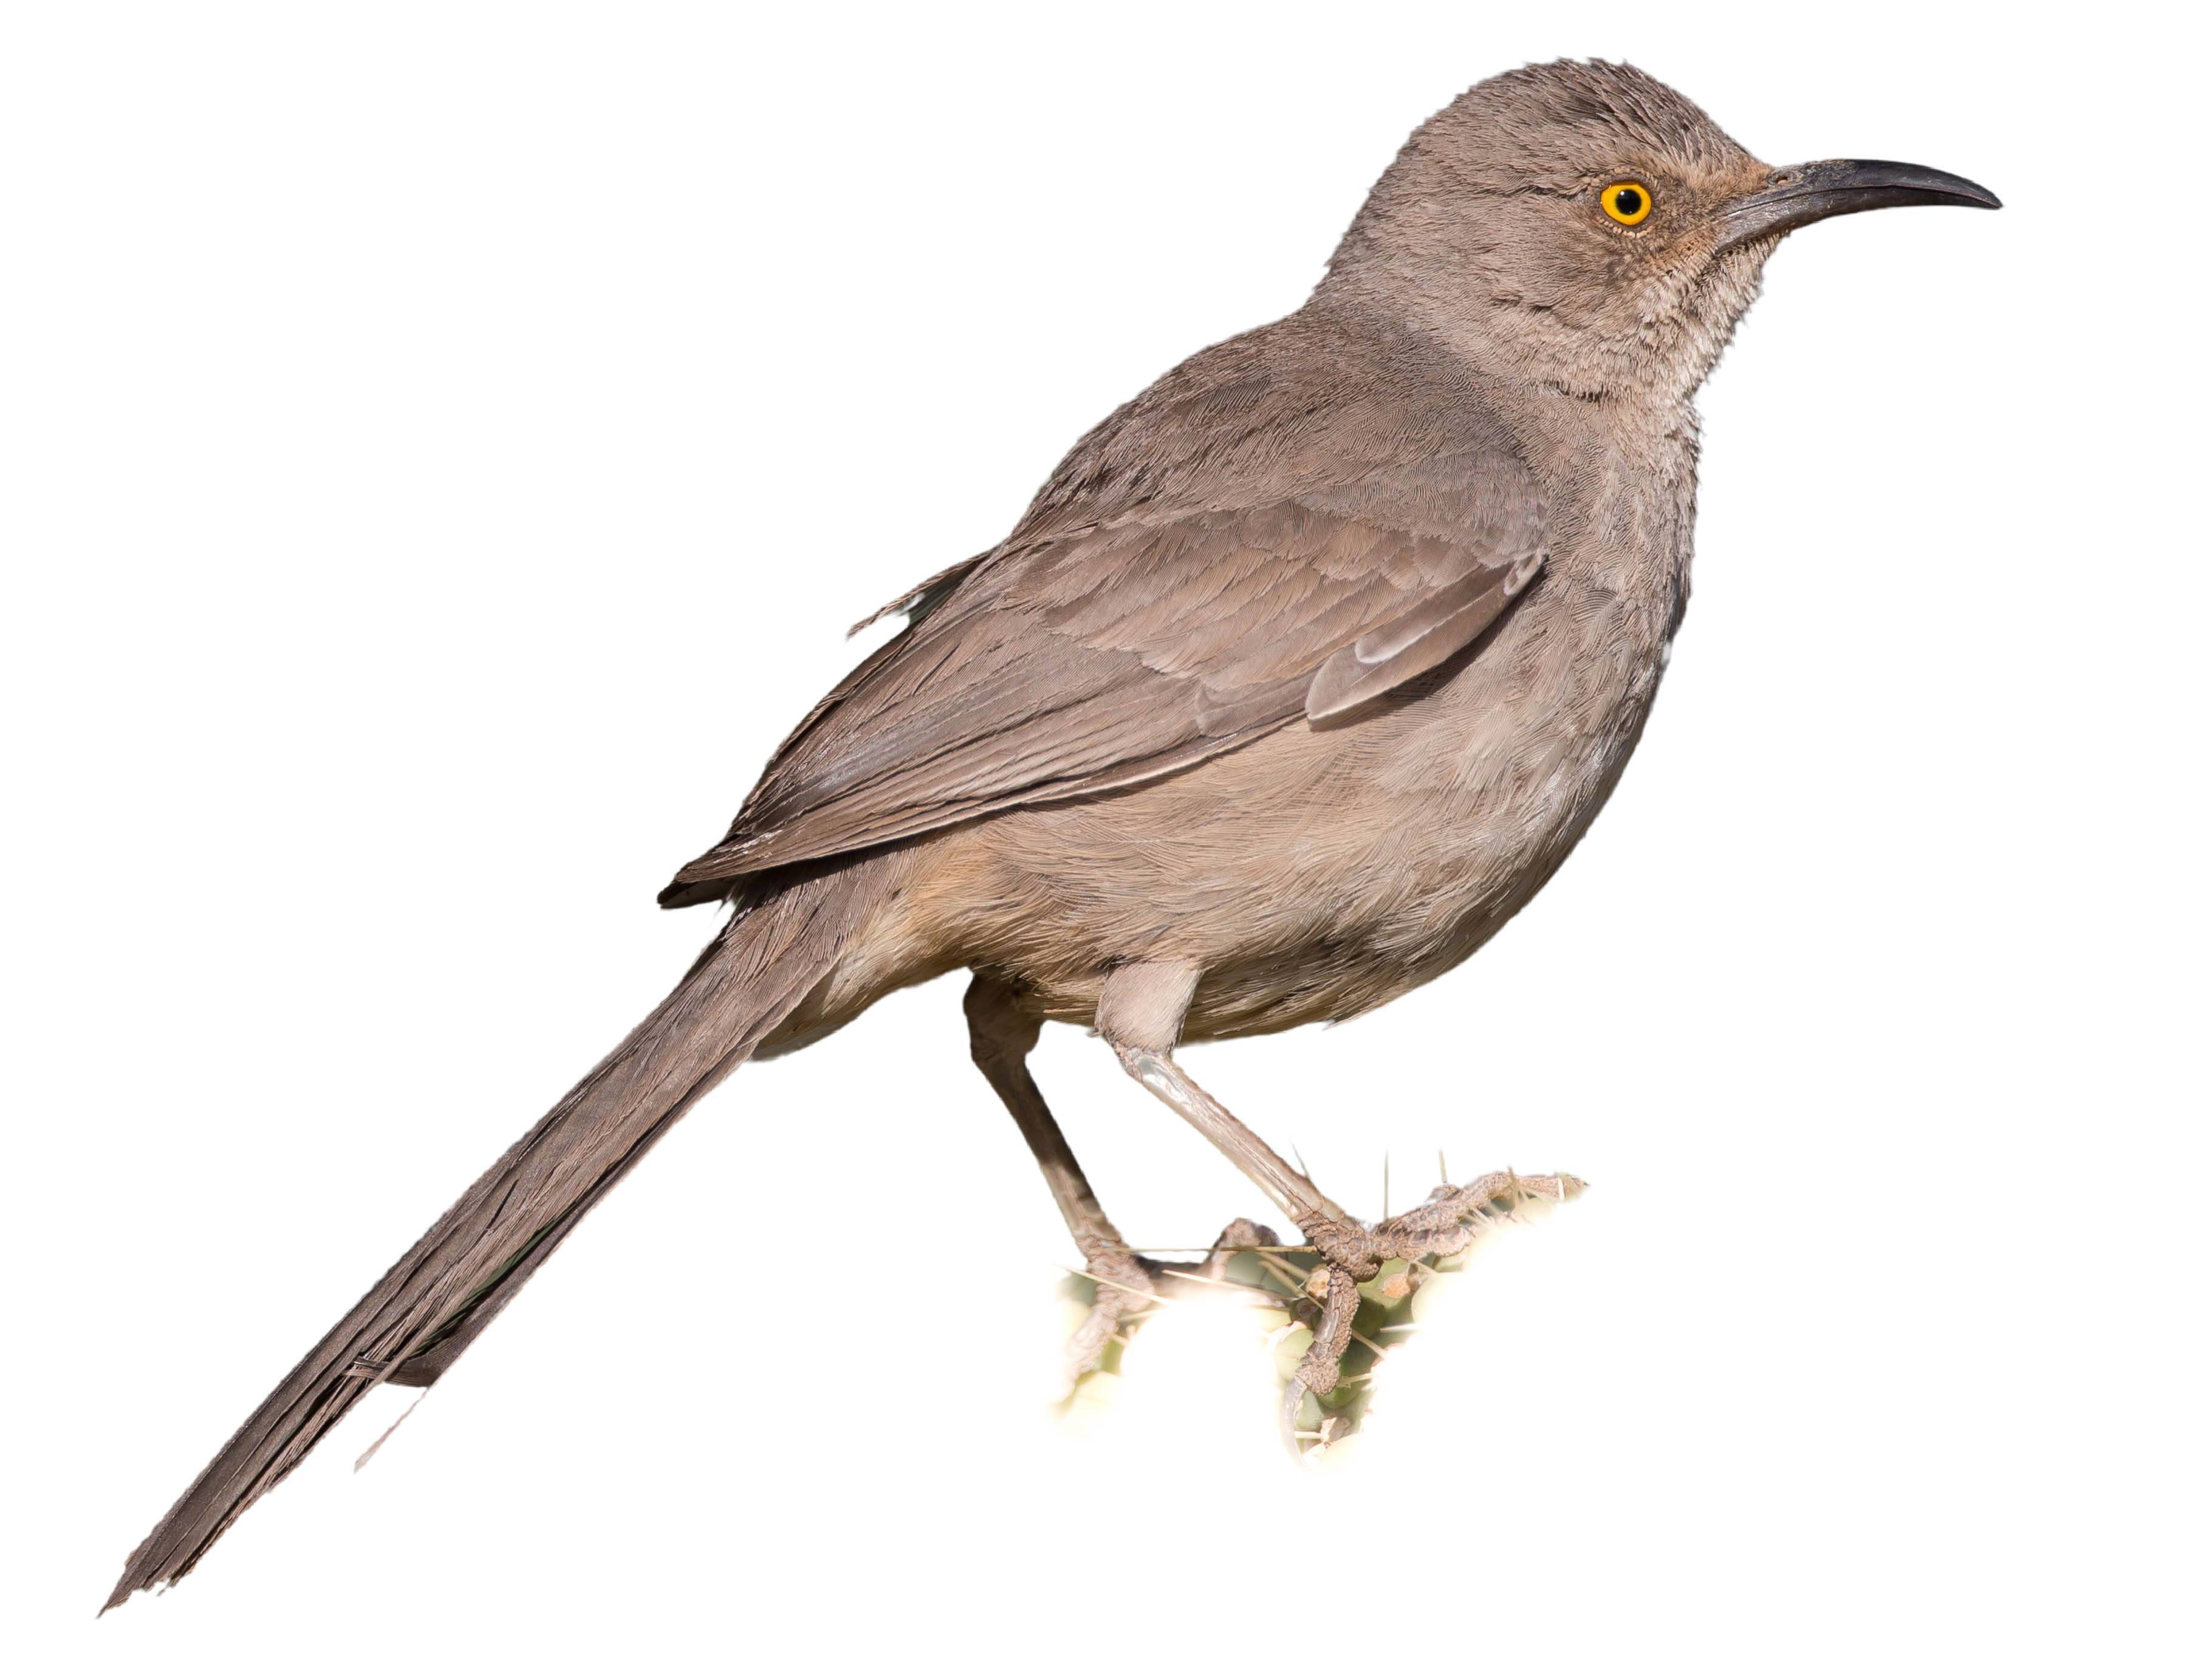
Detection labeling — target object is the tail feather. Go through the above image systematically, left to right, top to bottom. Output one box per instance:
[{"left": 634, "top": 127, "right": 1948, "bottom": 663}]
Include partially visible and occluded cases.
[{"left": 104, "top": 874, "right": 863, "bottom": 1610}]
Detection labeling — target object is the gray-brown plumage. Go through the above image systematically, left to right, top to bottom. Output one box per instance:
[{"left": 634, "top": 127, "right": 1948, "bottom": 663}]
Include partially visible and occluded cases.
[{"left": 108, "top": 59, "right": 1996, "bottom": 1607}]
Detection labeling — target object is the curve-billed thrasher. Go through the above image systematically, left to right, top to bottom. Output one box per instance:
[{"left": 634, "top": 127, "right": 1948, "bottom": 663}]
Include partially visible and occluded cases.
[{"left": 108, "top": 58, "right": 1997, "bottom": 1606}]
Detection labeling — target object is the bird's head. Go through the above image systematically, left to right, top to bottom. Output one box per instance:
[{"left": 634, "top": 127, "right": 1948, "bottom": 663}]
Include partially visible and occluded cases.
[{"left": 1322, "top": 60, "right": 1998, "bottom": 406}]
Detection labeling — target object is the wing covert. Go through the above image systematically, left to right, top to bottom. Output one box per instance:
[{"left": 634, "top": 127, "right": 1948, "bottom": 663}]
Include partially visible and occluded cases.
[{"left": 662, "top": 451, "right": 1547, "bottom": 901}]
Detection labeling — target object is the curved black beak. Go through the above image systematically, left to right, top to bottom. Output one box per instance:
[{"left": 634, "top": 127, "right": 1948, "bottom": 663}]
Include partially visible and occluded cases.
[{"left": 1716, "top": 159, "right": 2001, "bottom": 254}]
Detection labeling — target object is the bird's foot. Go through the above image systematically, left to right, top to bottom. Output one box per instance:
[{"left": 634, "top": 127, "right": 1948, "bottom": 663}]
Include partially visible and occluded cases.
[
  {"left": 1278, "top": 1169, "right": 1585, "bottom": 1455},
  {"left": 1051, "top": 1178, "right": 1581, "bottom": 1455},
  {"left": 1058, "top": 1219, "right": 1283, "bottom": 1395},
  {"left": 1060, "top": 1241, "right": 1159, "bottom": 1389}
]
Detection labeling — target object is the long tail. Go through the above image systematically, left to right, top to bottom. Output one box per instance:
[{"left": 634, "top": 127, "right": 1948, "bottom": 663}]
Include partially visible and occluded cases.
[{"left": 104, "top": 872, "right": 866, "bottom": 1610}]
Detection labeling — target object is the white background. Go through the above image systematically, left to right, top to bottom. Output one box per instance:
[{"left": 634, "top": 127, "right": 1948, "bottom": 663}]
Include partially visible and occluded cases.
[{"left": 4, "top": 3, "right": 2203, "bottom": 1654}]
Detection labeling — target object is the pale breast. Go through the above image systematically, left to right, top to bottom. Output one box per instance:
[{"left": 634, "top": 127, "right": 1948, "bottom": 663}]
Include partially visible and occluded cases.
[{"left": 905, "top": 431, "right": 1699, "bottom": 1040}]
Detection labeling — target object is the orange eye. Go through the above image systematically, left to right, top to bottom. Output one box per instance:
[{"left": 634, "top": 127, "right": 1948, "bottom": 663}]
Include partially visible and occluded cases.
[{"left": 1601, "top": 180, "right": 1654, "bottom": 226}]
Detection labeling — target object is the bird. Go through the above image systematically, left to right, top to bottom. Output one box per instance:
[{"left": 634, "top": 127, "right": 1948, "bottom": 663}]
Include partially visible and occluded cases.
[{"left": 106, "top": 58, "right": 1998, "bottom": 1607}]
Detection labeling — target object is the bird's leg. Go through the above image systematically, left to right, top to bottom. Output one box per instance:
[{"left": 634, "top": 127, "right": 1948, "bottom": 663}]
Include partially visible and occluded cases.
[
  {"left": 1095, "top": 961, "right": 1581, "bottom": 1435},
  {"left": 1095, "top": 961, "right": 1340, "bottom": 1218},
  {"left": 1093, "top": 962, "right": 1357, "bottom": 1410},
  {"left": 963, "top": 974, "right": 1162, "bottom": 1386},
  {"left": 1103, "top": 1031, "right": 1366, "bottom": 1403}
]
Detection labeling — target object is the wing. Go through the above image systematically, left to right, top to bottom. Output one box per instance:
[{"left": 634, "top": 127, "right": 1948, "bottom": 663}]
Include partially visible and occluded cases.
[{"left": 661, "top": 446, "right": 1546, "bottom": 903}]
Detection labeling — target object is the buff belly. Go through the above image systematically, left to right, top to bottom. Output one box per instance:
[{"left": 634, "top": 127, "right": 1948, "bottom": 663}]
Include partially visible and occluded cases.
[{"left": 875, "top": 570, "right": 1677, "bottom": 1044}]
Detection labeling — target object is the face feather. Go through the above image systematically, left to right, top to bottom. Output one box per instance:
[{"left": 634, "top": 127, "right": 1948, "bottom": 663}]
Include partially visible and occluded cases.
[{"left": 1323, "top": 60, "right": 1782, "bottom": 403}]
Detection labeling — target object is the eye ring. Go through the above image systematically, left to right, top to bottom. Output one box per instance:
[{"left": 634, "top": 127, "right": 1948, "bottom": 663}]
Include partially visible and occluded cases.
[{"left": 1601, "top": 180, "right": 1654, "bottom": 227}]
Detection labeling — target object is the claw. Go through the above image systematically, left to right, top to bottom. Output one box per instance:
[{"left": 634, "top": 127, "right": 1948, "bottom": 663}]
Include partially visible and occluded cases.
[{"left": 1279, "top": 1375, "right": 1310, "bottom": 1453}]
